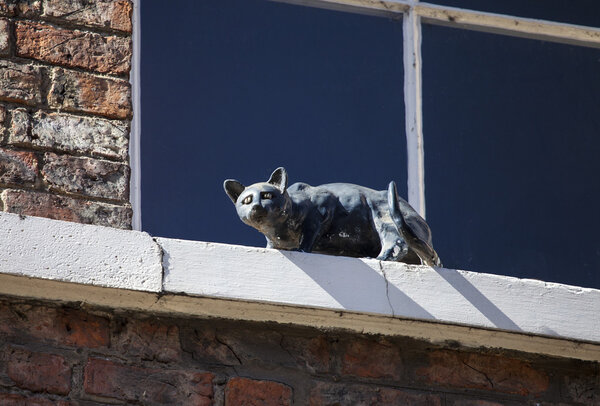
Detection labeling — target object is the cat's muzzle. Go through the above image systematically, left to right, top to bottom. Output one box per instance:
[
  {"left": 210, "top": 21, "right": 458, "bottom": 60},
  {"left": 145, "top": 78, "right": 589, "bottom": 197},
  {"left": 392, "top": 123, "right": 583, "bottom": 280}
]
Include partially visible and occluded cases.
[{"left": 248, "top": 205, "right": 267, "bottom": 222}]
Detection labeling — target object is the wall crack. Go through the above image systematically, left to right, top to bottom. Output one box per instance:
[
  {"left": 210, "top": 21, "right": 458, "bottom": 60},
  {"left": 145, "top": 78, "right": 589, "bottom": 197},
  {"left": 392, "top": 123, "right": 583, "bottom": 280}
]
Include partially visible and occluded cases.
[{"left": 379, "top": 261, "right": 395, "bottom": 317}]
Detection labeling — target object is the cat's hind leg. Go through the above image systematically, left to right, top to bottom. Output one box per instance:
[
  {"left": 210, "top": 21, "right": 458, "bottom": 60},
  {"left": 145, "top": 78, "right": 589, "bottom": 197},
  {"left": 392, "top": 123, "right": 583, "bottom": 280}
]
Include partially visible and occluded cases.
[
  {"left": 373, "top": 213, "right": 410, "bottom": 261},
  {"left": 377, "top": 230, "right": 408, "bottom": 261}
]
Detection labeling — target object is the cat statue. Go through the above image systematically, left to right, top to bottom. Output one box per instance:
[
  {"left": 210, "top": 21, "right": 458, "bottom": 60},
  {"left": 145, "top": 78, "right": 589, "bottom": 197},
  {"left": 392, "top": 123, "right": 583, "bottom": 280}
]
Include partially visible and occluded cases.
[{"left": 224, "top": 167, "right": 441, "bottom": 266}]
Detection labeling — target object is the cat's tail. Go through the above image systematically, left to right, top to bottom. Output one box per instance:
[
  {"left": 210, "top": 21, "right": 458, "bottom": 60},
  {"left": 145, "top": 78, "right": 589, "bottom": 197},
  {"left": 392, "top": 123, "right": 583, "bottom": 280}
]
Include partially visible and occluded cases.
[{"left": 387, "top": 181, "right": 442, "bottom": 267}]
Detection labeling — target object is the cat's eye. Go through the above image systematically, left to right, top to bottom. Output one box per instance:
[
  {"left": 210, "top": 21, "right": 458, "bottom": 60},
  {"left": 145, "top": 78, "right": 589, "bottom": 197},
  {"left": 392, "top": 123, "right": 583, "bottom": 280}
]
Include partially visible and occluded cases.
[
  {"left": 261, "top": 192, "right": 273, "bottom": 200},
  {"left": 242, "top": 195, "right": 252, "bottom": 205}
]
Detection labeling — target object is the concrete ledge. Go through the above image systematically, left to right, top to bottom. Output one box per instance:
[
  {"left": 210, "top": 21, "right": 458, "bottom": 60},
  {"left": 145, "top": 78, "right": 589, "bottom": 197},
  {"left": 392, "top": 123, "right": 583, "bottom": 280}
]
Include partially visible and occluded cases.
[
  {"left": 0, "top": 212, "right": 162, "bottom": 291},
  {"left": 1, "top": 212, "right": 599, "bottom": 361},
  {"left": 161, "top": 238, "right": 600, "bottom": 344}
]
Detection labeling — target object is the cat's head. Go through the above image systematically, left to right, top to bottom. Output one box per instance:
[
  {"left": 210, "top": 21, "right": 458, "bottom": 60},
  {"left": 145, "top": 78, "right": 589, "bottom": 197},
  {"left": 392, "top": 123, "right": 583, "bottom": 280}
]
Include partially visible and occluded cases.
[{"left": 224, "top": 167, "right": 292, "bottom": 231}]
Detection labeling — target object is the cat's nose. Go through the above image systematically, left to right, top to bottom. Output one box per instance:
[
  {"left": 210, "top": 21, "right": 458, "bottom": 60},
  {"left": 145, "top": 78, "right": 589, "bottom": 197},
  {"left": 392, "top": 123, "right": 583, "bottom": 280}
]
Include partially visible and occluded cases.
[{"left": 250, "top": 204, "right": 267, "bottom": 218}]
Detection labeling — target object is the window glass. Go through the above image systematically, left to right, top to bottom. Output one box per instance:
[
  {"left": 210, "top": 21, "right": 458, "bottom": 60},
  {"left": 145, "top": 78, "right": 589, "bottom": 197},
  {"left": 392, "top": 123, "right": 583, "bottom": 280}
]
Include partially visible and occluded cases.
[
  {"left": 141, "top": 0, "right": 406, "bottom": 248},
  {"left": 427, "top": 0, "right": 600, "bottom": 28},
  {"left": 423, "top": 24, "right": 600, "bottom": 288}
]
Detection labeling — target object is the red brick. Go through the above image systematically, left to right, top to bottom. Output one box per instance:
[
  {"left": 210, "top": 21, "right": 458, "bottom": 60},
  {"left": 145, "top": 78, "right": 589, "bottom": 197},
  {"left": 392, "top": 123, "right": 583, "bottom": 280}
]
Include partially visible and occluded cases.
[
  {"left": 0, "top": 0, "right": 41, "bottom": 17},
  {"left": 44, "top": 0, "right": 133, "bottom": 33},
  {"left": 0, "top": 18, "right": 9, "bottom": 55},
  {"left": 16, "top": 21, "right": 131, "bottom": 75},
  {"left": 0, "top": 61, "right": 42, "bottom": 105},
  {"left": 48, "top": 68, "right": 131, "bottom": 119},
  {"left": 0, "top": 148, "right": 37, "bottom": 186},
  {"left": 41, "top": 153, "right": 129, "bottom": 201},
  {"left": 1, "top": 189, "right": 132, "bottom": 229},
  {"left": 0, "top": 303, "right": 110, "bottom": 348},
  {"left": 113, "top": 318, "right": 181, "bottom": 362},
  {"left": 341, "top": 338, "right": 403, "bottom": 380},
  {"left": 7, "top": 347, "right": 71, "bottom": 395},
  {"left": 416, "top": 350, "right": 549, "bottom": 396},
  {"left": 84, "top": 358, "right": 213, "bottom": 405},
  {"left": 226, "top": 377, "right": 292, "bottom": 406},
  {"left": 310, "top": 382, "right": 441, "bottom": 406},
  {"left": 0, "top": 393, "right": 69, "bottom": 406}
]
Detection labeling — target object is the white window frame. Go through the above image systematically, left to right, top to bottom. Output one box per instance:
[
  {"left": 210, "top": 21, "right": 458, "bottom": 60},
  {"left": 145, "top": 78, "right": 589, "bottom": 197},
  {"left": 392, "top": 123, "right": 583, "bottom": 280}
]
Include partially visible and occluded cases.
[{"left": 130, "top": 0, "right": 600, "bottom": 226}]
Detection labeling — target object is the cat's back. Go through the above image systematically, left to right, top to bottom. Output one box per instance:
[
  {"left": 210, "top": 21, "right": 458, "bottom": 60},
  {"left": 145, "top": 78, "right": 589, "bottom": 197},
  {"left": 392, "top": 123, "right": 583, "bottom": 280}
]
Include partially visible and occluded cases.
[{"left": 288, "top": 182, "right": 386, "bottom": 208}]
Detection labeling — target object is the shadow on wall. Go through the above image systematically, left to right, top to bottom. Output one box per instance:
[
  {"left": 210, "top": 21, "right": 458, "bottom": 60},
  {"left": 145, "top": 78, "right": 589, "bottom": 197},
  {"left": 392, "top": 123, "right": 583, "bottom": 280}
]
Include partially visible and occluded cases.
[
  {"left": 280, "top": 251, "right": 434, "bottom": 319},
  {"left": 282, "top": 251, "right": 525, "bottom": 332},
  {"left": 433, "top": 268, "right": 522, "bottom": 331}
]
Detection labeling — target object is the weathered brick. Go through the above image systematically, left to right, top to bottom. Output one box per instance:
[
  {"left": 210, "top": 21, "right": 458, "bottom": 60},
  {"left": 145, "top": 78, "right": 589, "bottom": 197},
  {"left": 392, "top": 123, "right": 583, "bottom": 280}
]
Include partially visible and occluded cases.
[
  {"left": 0, "top": 0, "right": 42, "bottom": 17},
  {"left": 44, "top": 0, "right": 132, "bottom": 33},
  {"left": 0, "top": 18, "right": 9, "bottom": 55},
  {"left": 16, "top": 21, "right": 131, "bottom": 75},
  {"left": 0, "top": 61, "right": 42, "bottom": 105},
  {"left": 48, "top": 68, "right": 131, "bottom": 119},
  {"left": 0, "top": 104, "right": 7, "bottom": 140},
  {"left": 9, "top": 109, "right": 129, "bottom": 160},
  {"left": 0, "top": 148, "right": 37, "bottom": 186},
  {"left": 42, "top": 153, "right": 129, "bottom": 200},
  {"left": 1, "top": 189, "right": 132, "bottom": 228},
  {"left": 0, "top": 303, "right": 110, "bottom": 348},
  {"left": 113, "top": 318, "right": 181, "bottom": 362},
  {"left": 182, "top": 326, "right": 332, "bottom": 374},
  {"left": 180, "top": 327, "right": 243, "bottom": 366},
  {"left": 281, "top": 335, "right": 331, "bottom": 374},
  {"left": 341, "top": 338, "right": 403, "bottom": 380},
  {"left": 7, "top": 347, "right": 71, "bottom": 395},
  {"left": 416, "top": 350, "right": 549, "bottom": 396},
  {"left": 84, "top": 358, "right": 213, "bottom": 405},
  {"left": 563, "top": 373, "right": 600, "bottom": 405},
  {"left": 226, "top": 377, "right": 292, "bottom": 406},
  {"left": 310, "top": 382, "right": 442, "bottom": 406},
  {"left": 0, "top": 393, "right": 69, "bottom": 406},
  {"left": 447, "top": 399, "right": 513, "bottom": 406}
]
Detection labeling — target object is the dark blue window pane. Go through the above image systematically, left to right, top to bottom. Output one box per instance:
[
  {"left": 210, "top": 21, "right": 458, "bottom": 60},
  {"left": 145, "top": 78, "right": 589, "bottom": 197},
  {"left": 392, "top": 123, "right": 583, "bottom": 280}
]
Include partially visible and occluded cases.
[
  {"left": 428, "top": 0, "right": 600, "bottom": 28},
  {"left": 141, "top": 1, "right": 405, "bottom": 248},
  {"left": 423, "top": 24, "right": 600, "bottom": 288}
]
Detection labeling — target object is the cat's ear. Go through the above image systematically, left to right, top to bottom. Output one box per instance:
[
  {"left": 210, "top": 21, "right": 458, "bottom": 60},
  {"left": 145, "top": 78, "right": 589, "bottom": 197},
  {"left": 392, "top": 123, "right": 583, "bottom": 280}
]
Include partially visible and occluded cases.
[
  {"left": 267, "top": 167, "right": 288, "bottom": 193},
  {"left": 224, "top": 179, "right": 245, "bottom": 203}
]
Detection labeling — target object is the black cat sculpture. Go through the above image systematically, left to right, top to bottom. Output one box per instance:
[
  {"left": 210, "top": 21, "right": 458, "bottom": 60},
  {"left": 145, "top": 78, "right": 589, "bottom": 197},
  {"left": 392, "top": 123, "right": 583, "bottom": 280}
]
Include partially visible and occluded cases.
[{"left": 224, "top": 167, "right": 441, "bottom": 266}]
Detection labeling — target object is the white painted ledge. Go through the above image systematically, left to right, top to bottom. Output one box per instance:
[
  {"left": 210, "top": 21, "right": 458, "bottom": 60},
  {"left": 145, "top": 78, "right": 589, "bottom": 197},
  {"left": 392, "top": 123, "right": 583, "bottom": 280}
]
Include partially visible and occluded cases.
[
  {"left": 0, "top": 212, "right": 162, "bottom": 291},
  {"left": 1, "top": 212, "right": 599, "bottom": 361},
  {"left": 161, "top": 238, "right": 600, "bottom": 343}
]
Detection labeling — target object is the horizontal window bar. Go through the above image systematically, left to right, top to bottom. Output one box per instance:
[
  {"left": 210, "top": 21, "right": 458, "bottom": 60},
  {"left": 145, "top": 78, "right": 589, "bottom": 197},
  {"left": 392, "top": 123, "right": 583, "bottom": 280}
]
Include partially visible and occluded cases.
[
  {"left": 273, "top": 0, "right": 600, "bottom": 48},
  {"left": 273, "top": 0, "right": 407, "bottom": 18},
  {"left": 417, "top": 3, "right": 600, "bottom": 49}
]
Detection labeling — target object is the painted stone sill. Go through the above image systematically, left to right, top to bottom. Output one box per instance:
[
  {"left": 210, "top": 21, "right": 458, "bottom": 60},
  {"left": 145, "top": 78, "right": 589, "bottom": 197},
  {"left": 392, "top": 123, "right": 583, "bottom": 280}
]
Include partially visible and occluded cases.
[{"left": 1, "top": 211, "right": 599, "bottom": 361}]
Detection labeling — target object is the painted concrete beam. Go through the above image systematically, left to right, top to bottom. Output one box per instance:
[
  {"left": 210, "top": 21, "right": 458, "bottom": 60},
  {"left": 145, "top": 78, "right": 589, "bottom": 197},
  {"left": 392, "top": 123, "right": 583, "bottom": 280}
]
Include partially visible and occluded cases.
[
  {"left": 0, "top": 212, "right": 162, "bottom": 292},
  {"left": 161, "top": 238, "right": 600, "bottom": 344}
]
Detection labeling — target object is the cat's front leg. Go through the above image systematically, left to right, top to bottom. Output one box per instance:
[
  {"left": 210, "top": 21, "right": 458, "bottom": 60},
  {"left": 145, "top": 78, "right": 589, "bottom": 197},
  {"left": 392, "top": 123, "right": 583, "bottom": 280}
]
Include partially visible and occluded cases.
[
  {"left": 298, "top": 219, "right": 322, "bottom": 253},
  {"left": 265, "top": 237, "right": 274, "bottom": 249}
]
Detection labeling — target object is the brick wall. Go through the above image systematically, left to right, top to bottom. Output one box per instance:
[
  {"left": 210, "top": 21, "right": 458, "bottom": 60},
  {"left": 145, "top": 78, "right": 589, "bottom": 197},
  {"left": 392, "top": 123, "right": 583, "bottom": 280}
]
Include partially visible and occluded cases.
[
  {"left": 0, "top": 0, "right": 133, "bottom": 229},
  {"left": 0, "top": 298, "right": 597, "bottom": 405}
]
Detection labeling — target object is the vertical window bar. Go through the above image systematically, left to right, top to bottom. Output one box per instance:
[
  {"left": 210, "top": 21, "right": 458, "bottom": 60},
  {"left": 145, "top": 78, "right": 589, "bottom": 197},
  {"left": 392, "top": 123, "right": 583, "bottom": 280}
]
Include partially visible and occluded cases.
[
  {"left": 130, "top": 0, "right": 142, "bottom": 230},
  {"left": 403, "top": 5, "right": 426, "bottom": 217}
]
